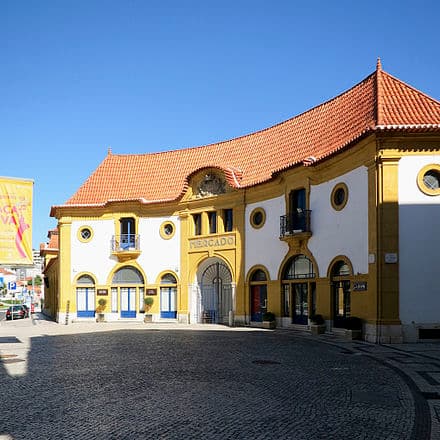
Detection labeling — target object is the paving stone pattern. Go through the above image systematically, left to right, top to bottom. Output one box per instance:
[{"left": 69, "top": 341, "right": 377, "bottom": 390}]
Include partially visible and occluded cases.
[{"left": 0, "top": 329, "right": 419, "bottom": 440}]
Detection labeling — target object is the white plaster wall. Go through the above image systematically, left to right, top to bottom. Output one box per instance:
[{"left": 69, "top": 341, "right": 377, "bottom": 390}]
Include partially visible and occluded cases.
[
  {"left": 399, "top": 155, "right": 440, "bottom": 324},
  {"left": 308, "top": 166, "right": 369, "bottom": 276},
  {"left": 245, "top": 196, "right": 289, "bottom": 280},
  {"left": 70, "top": 216, "right": 180, "bottom": 285},
  {"left": 136, "top": 216, "right": 180, "bottom": 283},
  {"left": 71, "top": 220, "right": 116, "bottom": 284}
]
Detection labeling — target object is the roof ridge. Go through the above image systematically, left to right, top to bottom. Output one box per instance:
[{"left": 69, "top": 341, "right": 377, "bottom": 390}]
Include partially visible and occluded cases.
[{"left": 375, "top": 58, "right": 384, "bottom": 126}]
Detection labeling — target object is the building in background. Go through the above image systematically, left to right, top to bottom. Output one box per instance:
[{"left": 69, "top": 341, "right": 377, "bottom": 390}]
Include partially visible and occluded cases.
[{"left": 45, "top": 61, "right": 440, "bottom": 343}]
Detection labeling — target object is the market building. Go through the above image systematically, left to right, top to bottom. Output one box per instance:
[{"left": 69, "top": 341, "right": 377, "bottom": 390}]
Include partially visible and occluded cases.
[{"left": 44, "top": 60, "right": 440, "bottom": 343}]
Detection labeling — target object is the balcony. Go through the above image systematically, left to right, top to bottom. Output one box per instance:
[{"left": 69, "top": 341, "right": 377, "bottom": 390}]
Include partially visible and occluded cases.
[
  {"left": 280, "top": 210, "right": 312, "bottom": 240},
  {"left": 111, "top": 234, "right": 141, "bottom": 261}
]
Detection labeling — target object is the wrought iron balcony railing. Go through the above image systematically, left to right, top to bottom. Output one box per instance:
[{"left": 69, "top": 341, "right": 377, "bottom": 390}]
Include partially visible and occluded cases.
[
  {"left": 280, "top": 210, "right": 312, "bottom": 237},
  {"left": 111, "top": 234, "right": 140, "bottom": 252}
]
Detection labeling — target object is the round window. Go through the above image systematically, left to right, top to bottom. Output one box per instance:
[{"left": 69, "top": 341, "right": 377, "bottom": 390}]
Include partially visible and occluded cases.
[
  {"left": 417, "top": 164, "right": 440, "bottom": 196},
  {"left": 331, "top": 183, "right": 348, "bottom": 211},
  {"left": 250, "top": 208, "right": 266, "bottom": 229},
  {"left": 160, "top": 221, "right": 176, "bottom": 239},
  {"left": 78, "top": 226, "right": 93, "bottom": 242}
]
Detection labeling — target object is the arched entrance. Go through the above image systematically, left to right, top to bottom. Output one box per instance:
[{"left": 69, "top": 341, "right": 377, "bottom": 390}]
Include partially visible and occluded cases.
[
  {"left": 281, "top": 255, "right": 316, "bottom": 325},
  {"left": 194, "top": 259, "right": 233, "bottom": 324},
  {"left": 331, "top": 260, "right": 351, "bottom": 328},
  {"left": 111, "top": 266, "right": 145, "bottom": 318},
  {"left": 250, "top": 269, "right": 268, "bottom": 322},
  {"left": 76, "top": 275, "right": 95, "bottom": 318}
]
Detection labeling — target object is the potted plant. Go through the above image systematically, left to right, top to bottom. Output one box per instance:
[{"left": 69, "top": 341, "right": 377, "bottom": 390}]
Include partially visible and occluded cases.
[
  {"left": 144, "top": 296, "right": 154, "bottom": 323},
  {"left": 96, "top": 298, "right": 107, "bottom": 323},
  {"left": 262, "top": 311, "right": 276, "bottom": 329},
  {"left": 309, "top": 313, "right": 326, "bottom": 335},
  {"left": 343, "top": 316, "right": 363, "bottom": 340}
]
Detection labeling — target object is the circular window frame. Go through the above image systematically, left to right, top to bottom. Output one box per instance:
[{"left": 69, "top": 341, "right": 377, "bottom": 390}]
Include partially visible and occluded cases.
[
  {"left": 417, "top": 164, "right": 440, "bottom": 196},
  {"left": 331, "top": 183, "right": 349, "bottom": 211},
  {"left": 250, "top": 207, "right": 266, "bottom": 229},
  {"left": 160, "top": 221, "right": 176, "bottom": 240},
  {"left": 77, "top": 226, "right": 94, "bottom": 243}
]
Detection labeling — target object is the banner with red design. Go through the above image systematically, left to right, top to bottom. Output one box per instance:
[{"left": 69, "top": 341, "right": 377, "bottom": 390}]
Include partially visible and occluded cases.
[{"left": 0, "top": 177, "right": 33, "bottom": 265}]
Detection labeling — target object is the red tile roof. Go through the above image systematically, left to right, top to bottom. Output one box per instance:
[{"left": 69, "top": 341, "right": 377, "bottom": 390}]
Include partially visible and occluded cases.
[{"left": 52, "top": 62, "right": 440, "bottom": 212}]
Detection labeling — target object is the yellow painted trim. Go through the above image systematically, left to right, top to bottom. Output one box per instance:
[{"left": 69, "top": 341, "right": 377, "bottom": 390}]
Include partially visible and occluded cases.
[
  {"left": 417, "top": 163, "right": 440, "bottom": 196},
  {"left": 330, "top": 182, "right": 349, "bottom": 211},
  {"left": 249, "top": 207, "right": 266, "bottom": 229},
  {"left": 113, "top": 214, "right": 140, "bottom": 236},
  {"left": 58, "top": 218, "right": 72, "bottom": 315},
  {"left": 159, "top": 221, "right": 176, "bottom": 240},
  {"left": 76, "top": 225, "right": 94, "bottom": 243},
  {"left": 278, "top": 250, "right": 319, "bottom": 280},
  {"left": 326, "top": 255, "right": 353, "bottom": 278},
  {"left": 105, "top": 261, "right": 148, "bottom": 286},
  {"left": 246, "top": 265, "right": 271, "bottom": 283},
  {"left": 155, "top": 270, "right": 179, "bottom": 285},
  {"left": 73, "top": 272, "right": 97, "bottom": 284}
]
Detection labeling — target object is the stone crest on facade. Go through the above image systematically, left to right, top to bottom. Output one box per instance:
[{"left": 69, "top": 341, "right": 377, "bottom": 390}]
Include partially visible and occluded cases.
[{"left": 197, "top": 173, "right": 226, "bottom": 197}]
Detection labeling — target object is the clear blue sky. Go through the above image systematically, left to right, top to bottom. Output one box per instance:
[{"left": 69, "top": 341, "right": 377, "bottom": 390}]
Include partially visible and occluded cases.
[{"left": 1, "top": 0, "right": 439, "bottom": 249}]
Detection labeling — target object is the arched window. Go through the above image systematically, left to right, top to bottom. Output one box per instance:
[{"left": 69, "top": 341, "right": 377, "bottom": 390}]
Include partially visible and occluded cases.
[
  {"left": 282, "top": 255, "right": 316, "bottom": 325},
  {"left": 283, "top": 255, "right": 315, "bottom": 279},
  {"left": 331, "top": 259, "right": 352, "bottom": 328},
  {"left": 332, "top": 261, "right": 350, "bottom": 277},
  {"left": 111, "top": 266, "right": 145, "bottom": 318},
  {"left": 112, "top": 266, "right": 144, "bottom": 284},
  {"left": 250, "top": 269, "right": 268, "bottom": 323},
  {"left": 251, "top": 269, "right": 267, "bottom": 282},
  {"left": 160, "top": 273, "right": 178, "bottom": 319},
  {"left": 76, "top": 275, "right": 95, "bottom": 318},
  {"left": 77, "top": 275, "right": 94, "bottom": 284}
]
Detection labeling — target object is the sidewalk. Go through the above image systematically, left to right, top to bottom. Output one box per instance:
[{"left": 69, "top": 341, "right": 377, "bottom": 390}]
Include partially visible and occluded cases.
[
  {"left": 1, "top": 314, "right": 440, "bottom": 439},
  {"left": 296, "top": 329, "right": 440, "bottom": 440}
]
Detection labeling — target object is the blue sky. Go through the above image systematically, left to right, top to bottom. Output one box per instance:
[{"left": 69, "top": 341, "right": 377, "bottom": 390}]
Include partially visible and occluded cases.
[{"left": 1, "top": 0, "right": 439, "bottom": 249}]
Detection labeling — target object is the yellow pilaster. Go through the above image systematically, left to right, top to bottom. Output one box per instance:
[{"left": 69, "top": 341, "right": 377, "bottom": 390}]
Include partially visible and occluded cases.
[
  {"left": 376, "top": 153, "right": 400, "bottom": 325},
  {"left": 58, "top": 217, "right": 72, "bottom": 320}
]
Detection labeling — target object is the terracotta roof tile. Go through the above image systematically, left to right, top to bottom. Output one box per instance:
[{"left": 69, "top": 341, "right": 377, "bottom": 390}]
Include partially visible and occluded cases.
[{"left": 53, "top": 65, "right": 440, "bottom": 211}]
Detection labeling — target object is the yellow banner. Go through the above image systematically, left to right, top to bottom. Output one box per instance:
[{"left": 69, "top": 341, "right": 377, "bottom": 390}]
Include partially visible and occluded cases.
[{"left": 0, "top": 177, "right": 33, "bottom": 265}]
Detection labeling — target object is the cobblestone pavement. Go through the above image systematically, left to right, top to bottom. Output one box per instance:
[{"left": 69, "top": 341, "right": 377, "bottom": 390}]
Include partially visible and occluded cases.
[{"left": 0, "top": 316, "right": 437, "bottom": 439}]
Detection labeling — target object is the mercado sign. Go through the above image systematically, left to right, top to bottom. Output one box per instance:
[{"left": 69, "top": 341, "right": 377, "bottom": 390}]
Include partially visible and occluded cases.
[
  {"left": 0, "top": 176, "right": 33, "bottom": 265},
  {"left": 189, "top": 234, "right": 235, "bottom": 250}
]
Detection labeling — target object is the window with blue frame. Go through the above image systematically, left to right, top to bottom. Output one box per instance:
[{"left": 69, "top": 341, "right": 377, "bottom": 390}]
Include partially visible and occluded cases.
[
  {"left": 120, "top": 217, "right": 136, "bottom": 249},
  {"left": 160, "top": 274, "right": 178, "bottom": 319}
]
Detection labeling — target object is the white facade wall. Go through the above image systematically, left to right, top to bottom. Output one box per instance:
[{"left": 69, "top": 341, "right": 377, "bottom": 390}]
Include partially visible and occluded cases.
[
  {"left": 399, "top": 155, "right": 440, "bottom": 328},
  {"left": 308, "top": 166, "right": 369, "bottom": 276},
  {"left": 245, "top": 196, "right": 289, "bottom": 280},
  {"left": 70, "top": 216, "right": 181, "bottom": 285},
  {"left": 136, "top": 216, "right": 180, "bottom": 283},
  {"left": 71, "top": 220, "right": 116, "bottom": 284}
]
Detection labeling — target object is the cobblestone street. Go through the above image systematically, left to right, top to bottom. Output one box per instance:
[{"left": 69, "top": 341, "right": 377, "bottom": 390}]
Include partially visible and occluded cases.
[{"left": 0, "top": 318, "right": 435, "bottom": 439}]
